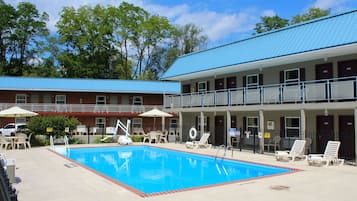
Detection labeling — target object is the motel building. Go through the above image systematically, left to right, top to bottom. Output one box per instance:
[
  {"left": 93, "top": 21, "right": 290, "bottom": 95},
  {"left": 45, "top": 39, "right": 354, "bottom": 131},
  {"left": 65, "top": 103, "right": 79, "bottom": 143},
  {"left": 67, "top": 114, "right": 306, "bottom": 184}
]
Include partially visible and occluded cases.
[
  {"left": 162, "top": 9, "right": 357, "bottom": 162},
  {"left": 0, "top": 77, "right": 180, "bottom": 139}
]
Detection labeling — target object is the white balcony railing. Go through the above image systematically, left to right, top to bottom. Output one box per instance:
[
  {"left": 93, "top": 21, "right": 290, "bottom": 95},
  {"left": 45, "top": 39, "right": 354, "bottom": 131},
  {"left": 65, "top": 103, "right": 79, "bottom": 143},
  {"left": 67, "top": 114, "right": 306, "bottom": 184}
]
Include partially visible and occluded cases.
[
  {"left": 164, "top": 76, "right": 357, "bottom": 109},
  {"left": 0, "top": 103, "right": 162, "bottom": 114}
]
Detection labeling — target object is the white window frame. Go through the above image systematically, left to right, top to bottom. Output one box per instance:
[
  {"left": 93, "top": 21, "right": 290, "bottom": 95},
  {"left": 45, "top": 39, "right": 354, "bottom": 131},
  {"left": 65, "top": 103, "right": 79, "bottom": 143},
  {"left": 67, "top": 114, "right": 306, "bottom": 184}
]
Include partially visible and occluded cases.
[
  {"left": 284, "top": 68, "right": 300, "bottom": 83},
  {"left": 246, "top": 74, "right": 259, "bottom": 87},
  {"left": 197, "top": 81, "right": 207, "bottom": 92},
  {"left": 16, "top": 94, "right": 27, "bottom": 104},
  {"left": 55, "top": 95, "right": 66, "bottom": 104},
  {"left": 96, "top": 95, "right": 106, "bottom": 104},
  {"left": 133, "top": 96, "right": 143, "bottom": 105},
  {"left": 246, "top": 116, "right": 259, "bottom": 133},
  {"left": 95, "top": 117, "right": 106, "bottom": 128},
  {"left": 285, "top": 117, "right": 300, "bottom": 138},
  {"left": 132, "top": 118, "right": 143, "bottom": 128},
  {"left": 170, "top": 118, "right": 178, "bottom": 129}
]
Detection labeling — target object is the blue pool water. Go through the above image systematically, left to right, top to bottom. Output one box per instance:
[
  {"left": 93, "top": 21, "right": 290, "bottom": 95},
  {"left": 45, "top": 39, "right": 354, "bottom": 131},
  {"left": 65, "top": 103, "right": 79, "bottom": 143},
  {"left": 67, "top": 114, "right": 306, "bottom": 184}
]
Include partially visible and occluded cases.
[{"left": 60, "top": 146, "right": 292, "bottom": 195}]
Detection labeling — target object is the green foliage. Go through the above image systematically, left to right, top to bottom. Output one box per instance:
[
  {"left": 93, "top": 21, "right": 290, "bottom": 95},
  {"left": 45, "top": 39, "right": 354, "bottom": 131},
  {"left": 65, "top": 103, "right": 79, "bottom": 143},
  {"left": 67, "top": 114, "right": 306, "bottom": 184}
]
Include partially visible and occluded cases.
[
  {"left": 0, "top": 1, "right": 49, "bottom": 76},
  {"left": 254, "top": 7, "right": 330, "bottom": 34},
  {"left": 291, "top": 8, "right": 330, "bottom": 24},
  {"left": 255, "top": 15, "right": 289, "bottom": 34},
  {"left": 28, "top": 115, "right": 79, "bottom": 137},
  {"left": 31, "top": 135, "right": 50, "bottom": 146},
  {"left": 130, "top": 135, "right": 144, "bottom": 142},
  {"left": 69, "top": 137, "right": 84, "bottom": 144}
]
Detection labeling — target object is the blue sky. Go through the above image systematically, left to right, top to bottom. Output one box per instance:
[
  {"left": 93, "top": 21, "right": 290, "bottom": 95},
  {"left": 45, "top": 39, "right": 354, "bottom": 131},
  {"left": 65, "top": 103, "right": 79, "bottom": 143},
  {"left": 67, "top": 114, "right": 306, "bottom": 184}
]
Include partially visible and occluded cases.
[{"left": 7, "top": 0, "right": 357, "bottom": 47}]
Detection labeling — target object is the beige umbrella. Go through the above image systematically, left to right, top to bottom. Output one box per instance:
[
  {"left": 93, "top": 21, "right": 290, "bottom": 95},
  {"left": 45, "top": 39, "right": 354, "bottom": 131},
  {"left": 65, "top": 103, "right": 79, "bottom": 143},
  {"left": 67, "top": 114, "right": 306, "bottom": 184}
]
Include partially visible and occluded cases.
[
  {"left": 0, "top": 106, "right": 38, "bottom": 117},
  {"left": 139, "top": 108, "right": 172, "bottom": 130}
]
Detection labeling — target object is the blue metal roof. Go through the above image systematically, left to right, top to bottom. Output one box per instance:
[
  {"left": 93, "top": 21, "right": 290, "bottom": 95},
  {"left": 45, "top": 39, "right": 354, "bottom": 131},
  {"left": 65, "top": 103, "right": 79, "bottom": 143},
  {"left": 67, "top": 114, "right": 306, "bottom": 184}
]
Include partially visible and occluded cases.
[
  {"left": 161, "top": 9, "right": 357, "bottom": 80},
  {"left": 0, "top": 77, "right": 181, "bottom": 94}
]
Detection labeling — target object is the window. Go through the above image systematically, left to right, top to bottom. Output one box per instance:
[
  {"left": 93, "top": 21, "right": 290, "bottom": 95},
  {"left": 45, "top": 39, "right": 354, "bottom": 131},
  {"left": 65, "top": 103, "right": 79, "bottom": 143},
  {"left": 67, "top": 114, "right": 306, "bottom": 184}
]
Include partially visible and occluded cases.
[
  {"left": 284, "top": 68, "right": 300, "bottom": 83},
  {"left": 246, "top": 74, "right": 259, "bottom": 87},
  {"left": 198, "top": 81, "right": 207, "bottom": 92},
  {"left": 16, "top": 94, "right": 26, "bottom": 104},
  {"left": 55, "top": 95, "right": 66, "bottom": 104},
  {"left": 96, "top": 96, "right": 106, "bottom": 104},
  {"left": 133, "top": 96, "right": 143, "bottom": 105},
  {"left": 16, "top": 117, "right": 26, "bottom": 124},
  {"left": 95, "top": 117, "right": 106, "bottom": 128},
  {"left": 246, "top": 117, "right": 259, "bottom": 134},
  {"left": 285, "top": 117, "right": 300, "bottom": 138},
  {"left": 132, "top": 118, "right": 142, "bottom": 128},
  {"left": 170, "top": 119, "right": 178, "bottom": 129}
]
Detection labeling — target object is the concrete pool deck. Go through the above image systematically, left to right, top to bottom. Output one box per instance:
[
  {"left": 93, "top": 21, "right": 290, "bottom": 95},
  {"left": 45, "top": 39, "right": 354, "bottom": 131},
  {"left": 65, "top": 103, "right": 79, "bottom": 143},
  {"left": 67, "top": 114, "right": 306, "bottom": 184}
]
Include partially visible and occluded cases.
[{"left": 3, "top": 143, "right": 357, "bottom": 201}]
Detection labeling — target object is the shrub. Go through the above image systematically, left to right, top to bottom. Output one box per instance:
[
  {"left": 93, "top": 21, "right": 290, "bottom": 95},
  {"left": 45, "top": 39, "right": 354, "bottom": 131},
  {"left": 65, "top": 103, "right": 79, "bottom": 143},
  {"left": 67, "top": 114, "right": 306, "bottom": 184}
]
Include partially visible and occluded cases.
[
  {"left": 28, "top": 115, "right": 79, "bottom": 138},
  {"left": 130, "top": 135, "right": 144, "bottom": 142}
]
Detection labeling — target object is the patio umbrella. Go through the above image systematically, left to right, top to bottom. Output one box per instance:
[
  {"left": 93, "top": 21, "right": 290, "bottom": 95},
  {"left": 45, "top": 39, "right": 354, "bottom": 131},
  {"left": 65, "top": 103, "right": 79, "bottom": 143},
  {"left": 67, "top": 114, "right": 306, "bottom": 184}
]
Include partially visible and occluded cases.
[
  {"left": 0, "top": 106, "right": 38, "bottom": 117},
  {"left": 139, "top": 108, "right": 172, "bottom": 130}
]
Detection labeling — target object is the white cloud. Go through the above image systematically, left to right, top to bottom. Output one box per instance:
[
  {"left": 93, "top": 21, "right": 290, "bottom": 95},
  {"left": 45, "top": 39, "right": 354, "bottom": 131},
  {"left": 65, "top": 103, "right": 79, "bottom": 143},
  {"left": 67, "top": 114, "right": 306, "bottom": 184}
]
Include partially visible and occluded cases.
[
  {"left": 6, "top": 0, "right": 258, "bottom": 43},
  {"left": 311, "top": 0, "right": 352, "bottom": 12},
  {"left": 262, "top": 9, "right": 276, "bottom": 17},
  {"left": 173, "top": 10, "right": 256, "bottom": 42}
]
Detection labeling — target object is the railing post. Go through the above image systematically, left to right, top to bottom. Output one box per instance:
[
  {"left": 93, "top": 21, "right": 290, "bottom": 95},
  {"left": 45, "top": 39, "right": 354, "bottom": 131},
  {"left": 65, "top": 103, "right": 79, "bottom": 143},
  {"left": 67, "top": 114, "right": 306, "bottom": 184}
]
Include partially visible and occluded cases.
[
  {"left": 327, "top": 80, "right": 330, "bottom": 102},
  {"left": 302, "top": 82, "right": 305, "bottom": 104},
  {"left": 279, "top": 83, "right": 283, "bottom": 103},
  {"left": 260, "top": 86, "right": 263, "bottom": 105}
]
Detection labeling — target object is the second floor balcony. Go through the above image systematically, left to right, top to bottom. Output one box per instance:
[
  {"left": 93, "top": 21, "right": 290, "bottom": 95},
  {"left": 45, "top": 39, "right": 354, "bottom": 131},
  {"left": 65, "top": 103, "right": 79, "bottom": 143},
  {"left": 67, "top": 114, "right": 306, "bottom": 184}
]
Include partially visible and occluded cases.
[
  {"left": 164, "top": 76, "right": 357, "bottom": 109},
  {"left": 0, "top": 103, "right": 162, "bottom": 115}
]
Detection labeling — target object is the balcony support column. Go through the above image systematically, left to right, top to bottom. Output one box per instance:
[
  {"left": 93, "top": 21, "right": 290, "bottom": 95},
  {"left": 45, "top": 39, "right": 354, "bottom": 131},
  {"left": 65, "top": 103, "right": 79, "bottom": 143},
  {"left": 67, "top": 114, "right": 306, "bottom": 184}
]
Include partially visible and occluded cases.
[
  {"left": 354, "top": 108, "right": 357, "bottom": 163},
  {"left": 300, "top": 109, "right": 306, "bottom": 140},
  {"left": 227, "top": 110, "right": 231, "bottom": 146},
  {"left": 259, "top": 110, "right": 264, "bottom": 154},
  {"left": 179, "top": 112, "right": 183, "bottom": 143},
  {"left": 200, "top": 112, "right": 205, "bottom": 136}
]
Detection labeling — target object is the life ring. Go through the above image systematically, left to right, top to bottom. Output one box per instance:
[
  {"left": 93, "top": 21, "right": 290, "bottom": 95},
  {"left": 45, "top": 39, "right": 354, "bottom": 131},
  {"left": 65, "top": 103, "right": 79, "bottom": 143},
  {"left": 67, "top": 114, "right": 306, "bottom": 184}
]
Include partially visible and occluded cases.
[{"left": 189, "top": 127, "right": 197, "bottom": 139}]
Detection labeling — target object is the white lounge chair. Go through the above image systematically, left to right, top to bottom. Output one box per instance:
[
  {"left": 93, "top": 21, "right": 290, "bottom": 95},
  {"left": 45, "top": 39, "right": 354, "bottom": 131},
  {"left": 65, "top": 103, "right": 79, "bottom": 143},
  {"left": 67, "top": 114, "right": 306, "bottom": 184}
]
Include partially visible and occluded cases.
[
  {"left": 186, "top": 133, "right": 212, "bottom": 149},
  {"left": 275, "top": 139, "right": 306, "bottom": 161},
  {"left": 307, "top": 141, "right": 344, "bottom": 167}
]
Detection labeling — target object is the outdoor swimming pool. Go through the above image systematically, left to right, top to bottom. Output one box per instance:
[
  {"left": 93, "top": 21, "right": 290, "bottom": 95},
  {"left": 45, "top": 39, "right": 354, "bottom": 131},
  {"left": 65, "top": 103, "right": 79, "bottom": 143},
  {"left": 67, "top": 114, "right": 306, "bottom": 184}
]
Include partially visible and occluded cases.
[{"left": 60, "top": 146, "right": 293, "bottom": 196}]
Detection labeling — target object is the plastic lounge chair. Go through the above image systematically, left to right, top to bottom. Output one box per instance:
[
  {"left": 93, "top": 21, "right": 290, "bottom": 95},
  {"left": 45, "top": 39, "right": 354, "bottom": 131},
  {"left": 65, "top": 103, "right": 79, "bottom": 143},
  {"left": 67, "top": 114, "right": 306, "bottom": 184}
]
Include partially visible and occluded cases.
[
  {"left": 186, "top": 133, "right": 212, "bottom": 149},
  {"left": 275, "top": 139, "right": 306, "bottom": 161},
  {"left": 307, "top": 141, "right": 344, "bottom": 167}
]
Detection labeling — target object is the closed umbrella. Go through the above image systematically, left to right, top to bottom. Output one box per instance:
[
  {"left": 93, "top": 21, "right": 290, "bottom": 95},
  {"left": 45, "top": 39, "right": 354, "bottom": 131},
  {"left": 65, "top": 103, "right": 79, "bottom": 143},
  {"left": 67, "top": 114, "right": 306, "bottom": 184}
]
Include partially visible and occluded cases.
[
  {"left": 0, "top": 106, "right": 38, "bottom": 117},
  {"left": 139, "top": 108, "right": 172, "bottom": 130}
]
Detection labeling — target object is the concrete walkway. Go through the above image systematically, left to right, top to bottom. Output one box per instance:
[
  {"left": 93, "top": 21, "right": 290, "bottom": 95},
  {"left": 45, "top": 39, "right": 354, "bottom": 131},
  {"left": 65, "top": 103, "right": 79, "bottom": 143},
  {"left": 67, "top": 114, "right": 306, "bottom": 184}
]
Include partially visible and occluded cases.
[{"left": 3, "top": 143, "right": 357, "bottom": 201}]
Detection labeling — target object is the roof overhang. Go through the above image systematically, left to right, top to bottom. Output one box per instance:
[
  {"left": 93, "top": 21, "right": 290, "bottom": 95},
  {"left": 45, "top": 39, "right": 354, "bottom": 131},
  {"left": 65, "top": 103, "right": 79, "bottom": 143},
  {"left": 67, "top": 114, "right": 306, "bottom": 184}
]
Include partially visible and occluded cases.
[{"left": 163, "top": 43, "right": 357, "bottom": 81}]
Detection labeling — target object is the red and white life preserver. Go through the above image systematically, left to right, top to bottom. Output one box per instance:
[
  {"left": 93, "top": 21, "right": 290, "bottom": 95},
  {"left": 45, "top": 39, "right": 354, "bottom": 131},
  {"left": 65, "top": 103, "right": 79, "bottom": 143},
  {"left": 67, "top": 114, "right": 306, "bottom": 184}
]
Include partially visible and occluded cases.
[{"left": 189, "top": 127, "right": 197, "bottom": 139}]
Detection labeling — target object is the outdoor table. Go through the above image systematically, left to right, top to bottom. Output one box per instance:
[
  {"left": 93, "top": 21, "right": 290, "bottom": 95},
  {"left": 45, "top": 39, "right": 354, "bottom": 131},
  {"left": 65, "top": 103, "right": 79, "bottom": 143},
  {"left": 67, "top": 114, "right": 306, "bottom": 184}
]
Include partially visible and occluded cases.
[
  {"left": 148, "top": 131, "right": 162, "bottom": 143},
  {"left": 5, "top": 136, "right": 19, "bottom": 150}
]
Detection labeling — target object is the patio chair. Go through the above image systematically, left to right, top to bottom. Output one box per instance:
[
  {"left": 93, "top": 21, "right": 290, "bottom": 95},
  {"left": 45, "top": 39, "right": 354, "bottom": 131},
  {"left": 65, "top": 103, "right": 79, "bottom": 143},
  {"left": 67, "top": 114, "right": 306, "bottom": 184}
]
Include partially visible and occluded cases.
[
  {"left": 159, "top": 130, "right": 168, "bottom": 143},
  {"left": 142, "top": 132, "right": 150, "bottom": 143},
  {"left": 26, "top": 133, "right": 32, "bottom": 148},
  {"left": 186, "top": 133, "right": 212, "bottom": 149},
  {"left": 0, "top": 136, "right": 12, "bottom": 150},
  {"left": 15, "top": 136, "right": 27, "bottom": 149},
  {"left": 264, "top": 136, "right": 281, "bottom": 152},
  {"left": 275, "top": 139, "right": 306, "bottom": 161},
  {"left": 307, "top": 141, "right": 344, "bottom": 167}
]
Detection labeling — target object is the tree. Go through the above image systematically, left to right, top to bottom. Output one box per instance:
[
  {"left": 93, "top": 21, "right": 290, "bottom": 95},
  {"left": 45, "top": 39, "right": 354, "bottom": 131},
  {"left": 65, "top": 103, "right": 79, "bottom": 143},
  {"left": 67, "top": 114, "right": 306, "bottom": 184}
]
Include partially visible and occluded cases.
[
  {"left": 0, "top": 2, "right": 48, "bottom": 76},
  {"left": 0, "top": 2, "right": 16, "bottom": 69},
  {"left": 56, "top": 5, "right": 119, "bottom": 78},
  {"left": 254, "top": 8, "right": 330, "bottom": 34},
  {"left": 291, "top": 8, "right": 330, "bottom": 24},
  {"left": 254, "top": 15, "right": 289, "bottom": 34},
  {"left": 147, "top": 23, "right": 207, "bottom": 78}
]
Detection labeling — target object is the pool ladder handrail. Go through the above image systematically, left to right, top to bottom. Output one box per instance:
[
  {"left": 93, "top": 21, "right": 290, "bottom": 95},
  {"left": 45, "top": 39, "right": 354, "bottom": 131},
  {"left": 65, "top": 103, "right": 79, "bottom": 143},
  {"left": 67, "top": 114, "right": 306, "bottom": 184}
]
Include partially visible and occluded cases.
[{"left": 215, "top": 145, "right": 234, "bottom": 160}]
